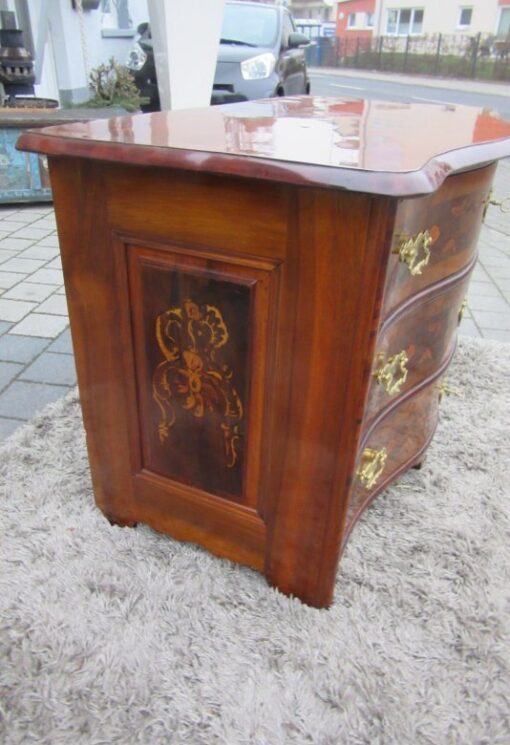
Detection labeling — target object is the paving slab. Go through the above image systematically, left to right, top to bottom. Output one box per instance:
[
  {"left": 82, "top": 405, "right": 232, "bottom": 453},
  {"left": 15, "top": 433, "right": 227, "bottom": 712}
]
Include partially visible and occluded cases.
[
  {"left": 6, "top": 212, "right": 41, "bottom": 224},
  {"left": 31, "top": 217, "right": 57, "bottom": 228},
  {"left": 0, "top": 220, "right": 30, "bottom": 233},
  {"left": 10, "top": 226, "right": 54, "bottom": 240},
  {"left": 33, "top": 235, "right": 60, "bottom": 248},
  {"left": 0, "top": 237, "right": 35, "bottom": 251},
  {"left": 19, "top": 245, "right": 59, "bottom": 260},
  {"left": 0, "top": 249, "right": 19, "bottom": 263},
  {"left": 480, "top": 254, "right": 510, "bottom": 269},
  {"left": 46, "top": 256, "right": 63, "bottom": 270},
  {"left": 0, "top": 257, "right": 47, "bottom": 273},
  {"left": 471, "top": 264, "right": 492, "bottom": 282},
  {"left": 485, "top": 264, "right": 510, "bottom": 279},
  {"left": 26, "top": 268, "right": 64, "bottom": 285},
  {"left": 0, "top": 272, "right": 25, "bottom": 290},
  {"left": 495, "top": 279, "right": 510, "bottom": 294},
  {"left": 468, "top": 280, "right": 503, "bottom": 297},
  {"left": 2, "top": 282, "right": 56, "bottom": 302},
  {"left": 36, "top": 294, "right": 68, "bottom": 316},
  {"left": 467, "top": 294, "right": 509, "bottom": 312},
  {"left": 0, "top": 299, "right": 37, "bottom": 322},
  {"left": 470, "top": 310, "right": 510, "bottom": 330},
  {"left": 9, "top": 313, "right": 69, "bottom": 338},
  {"left": 458, "top": 317, "right": 482, "bottom": 337},
  {"left": 47, "top": 328, "right": 73, "bottom": 354},
  {"left": 481, "top": 329, "right": 510, "bottom": 342},
  {"left": 0, "top": 334, "right": 48, "bottom": 364},
  {"left": 20, "top": 352, "right": 77, "bottom": 386},
  {"left": 0, "top": 361, "right": 23, "bottom": 392},
  {"left": 0, "top": 380, "right": 71, "bottom": 420},
  {"left": 0, "top": 417, "right": 23, "bottom": 438}
]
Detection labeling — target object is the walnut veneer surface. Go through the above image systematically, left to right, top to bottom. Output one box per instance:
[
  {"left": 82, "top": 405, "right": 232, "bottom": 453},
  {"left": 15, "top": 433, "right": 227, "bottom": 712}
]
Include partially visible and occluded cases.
[{"left": 17, "top": 96, "right": 510, "bottom": 607}]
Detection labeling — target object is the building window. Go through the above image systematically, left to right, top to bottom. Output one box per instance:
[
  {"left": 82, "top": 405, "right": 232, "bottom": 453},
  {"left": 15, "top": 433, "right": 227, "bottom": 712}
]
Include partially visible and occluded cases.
[
  {"left": 101, "top": 0, "right": 134, "bottom": 36},
  {"left": 458, "top": 7, "right": 473, "bottom": 28},
  {"left": 497, "top": 7, "right": 510, "bottom": 38},
  {"left": 386, "top": 8, "right": 424, "bottom": 35},
  {"left": 366, "top": 12, "right": 375, "bottom": 28},
  {"left": 347, "top": 13, "right": 357, "bottom": 28}
]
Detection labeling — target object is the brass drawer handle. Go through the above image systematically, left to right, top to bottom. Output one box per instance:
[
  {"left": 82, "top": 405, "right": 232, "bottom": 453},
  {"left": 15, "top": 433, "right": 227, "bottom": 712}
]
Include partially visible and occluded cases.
[
  {"left": 483, "top": 189, "right": 510, "bottom": 222},
  {"left": 394, "top": 230, "right": 432, "bottom": 276},
  {"left": 458, "top": 297, "right": 468, "bottom": 325},
  {"left": 373, "top": 350, "right": 409, "bottom": 395},
  {"left": 437, "top": 376, "right": 463, "bottom": 403},
  {"left": 358, "top": 447, "right": 388, "bottom": 490}
]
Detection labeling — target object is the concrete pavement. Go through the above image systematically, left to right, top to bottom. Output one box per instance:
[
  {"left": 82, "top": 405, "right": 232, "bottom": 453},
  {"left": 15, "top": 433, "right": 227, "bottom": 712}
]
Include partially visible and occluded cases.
[{"left": 0, "top": 160, "right": 509, "bottom": 441}]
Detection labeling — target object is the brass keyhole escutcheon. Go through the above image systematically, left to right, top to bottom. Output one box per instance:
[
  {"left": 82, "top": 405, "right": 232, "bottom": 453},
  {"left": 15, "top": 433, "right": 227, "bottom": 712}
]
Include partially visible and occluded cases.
[
  {"left": 394, "top": 230, "right": 433, "bottom": 276},
  {"left": 373, "top": 350, "right": 409, "bottom": 396},
  {"left": 358, "top": 447, "right": 388, "bottom": 490}
]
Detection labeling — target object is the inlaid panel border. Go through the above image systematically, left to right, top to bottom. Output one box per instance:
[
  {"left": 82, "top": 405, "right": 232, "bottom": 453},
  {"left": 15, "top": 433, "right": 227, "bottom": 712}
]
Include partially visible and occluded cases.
[{"left": 111, "top": 231, "right": 281, "bottom": 517}]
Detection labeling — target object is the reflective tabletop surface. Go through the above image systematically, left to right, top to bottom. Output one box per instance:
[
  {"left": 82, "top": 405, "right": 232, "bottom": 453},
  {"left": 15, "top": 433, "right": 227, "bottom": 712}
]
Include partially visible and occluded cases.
[{"left": 17, "top": 96, "right": 510, "bottom": 195}]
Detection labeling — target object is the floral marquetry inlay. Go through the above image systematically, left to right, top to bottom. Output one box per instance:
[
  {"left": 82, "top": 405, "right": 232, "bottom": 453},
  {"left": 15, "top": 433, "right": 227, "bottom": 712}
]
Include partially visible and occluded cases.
[{"left": 153, "top": 299, "right": 243, "bottom": 468}]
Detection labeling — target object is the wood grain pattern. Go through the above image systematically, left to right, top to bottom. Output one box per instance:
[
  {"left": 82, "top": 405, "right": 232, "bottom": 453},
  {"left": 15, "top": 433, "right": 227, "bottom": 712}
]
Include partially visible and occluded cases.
[
  {"left": 36, "top": 100, "right": 506, "bottom": 607},
  {"left": 48, "top": 158, "right": 139, "bottom": 527},
  {"left": 263, "top": 189, "right": 396, "bottom": 606}
]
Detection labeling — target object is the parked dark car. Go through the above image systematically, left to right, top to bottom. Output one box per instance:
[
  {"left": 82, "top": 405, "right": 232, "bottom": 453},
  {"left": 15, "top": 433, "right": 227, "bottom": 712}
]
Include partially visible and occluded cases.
[{"left": 126, "top": 1, "right": 310, "bottom": 111}]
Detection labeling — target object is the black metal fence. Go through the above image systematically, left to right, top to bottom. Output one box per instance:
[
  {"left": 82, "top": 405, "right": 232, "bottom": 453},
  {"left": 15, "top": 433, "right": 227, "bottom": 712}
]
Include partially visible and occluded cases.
[{"left": 306, "top": 33, "right": 510, "bottom": 82}]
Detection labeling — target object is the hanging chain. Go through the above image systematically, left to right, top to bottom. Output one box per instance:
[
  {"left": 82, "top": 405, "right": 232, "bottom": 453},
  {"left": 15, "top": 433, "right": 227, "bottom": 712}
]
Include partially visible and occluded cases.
[{"left": 75, "top": 0, "right": 90, "bottom": 82}]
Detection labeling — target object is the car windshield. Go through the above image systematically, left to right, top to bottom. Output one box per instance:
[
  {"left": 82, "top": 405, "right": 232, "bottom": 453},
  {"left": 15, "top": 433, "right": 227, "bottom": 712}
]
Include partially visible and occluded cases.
[{"left": 221, "top": 4, "right": 278, "bottom": 47}]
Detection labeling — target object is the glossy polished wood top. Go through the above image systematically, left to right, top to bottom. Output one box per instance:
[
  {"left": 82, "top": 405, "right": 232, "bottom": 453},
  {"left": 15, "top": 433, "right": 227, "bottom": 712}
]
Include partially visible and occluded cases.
[{"left": 17, "top": 96, "right": 510, "bottom": 195}]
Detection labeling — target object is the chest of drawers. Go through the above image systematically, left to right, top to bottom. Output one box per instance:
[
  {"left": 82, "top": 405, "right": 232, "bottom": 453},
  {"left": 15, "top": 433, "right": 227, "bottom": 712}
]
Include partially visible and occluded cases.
[{"left": 17, "top": 97, "right": 510, "bottom": 608}]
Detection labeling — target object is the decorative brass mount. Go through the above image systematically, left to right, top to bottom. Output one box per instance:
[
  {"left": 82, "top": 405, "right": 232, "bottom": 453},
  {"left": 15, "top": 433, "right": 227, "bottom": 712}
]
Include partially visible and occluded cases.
[
  {"left": 482, "top": 190, "right": 510, "bottom": 222},
  {"left": 393, "top": 230, "right": 432, "bottom": 276},
  {"left": 458, "top": 297, "right": 468, "bottom": 325},
  {"left": 373, "top": 350, "right": 409, "bottom": 395},
  {"left": 437, "top": 376, "right": 463, "bottom": 403},
  {"left": 358, "top": 447, "right": 388, "bottom": 490}
]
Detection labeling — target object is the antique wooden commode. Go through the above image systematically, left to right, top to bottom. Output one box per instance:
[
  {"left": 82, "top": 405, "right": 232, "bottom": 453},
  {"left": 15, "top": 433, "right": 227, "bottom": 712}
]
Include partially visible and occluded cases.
[{"left": 17, "top": 96, "right": 510, "bottom": 608}]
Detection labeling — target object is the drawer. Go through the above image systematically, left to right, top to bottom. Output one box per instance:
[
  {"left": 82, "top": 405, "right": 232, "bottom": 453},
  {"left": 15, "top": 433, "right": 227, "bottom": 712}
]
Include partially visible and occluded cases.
[
  {"left": 382, "top": 163, "right": 495, "bottom": 317},
  {"left": 365, "top": 271, "right": 470, "bottom": 426},
  {"left": 345, "top": 378, "right": 441, "bottom": 536}
]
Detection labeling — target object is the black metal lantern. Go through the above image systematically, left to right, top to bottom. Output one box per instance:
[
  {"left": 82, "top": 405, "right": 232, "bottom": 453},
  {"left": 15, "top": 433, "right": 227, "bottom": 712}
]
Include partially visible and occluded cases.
[
  {"left": 71, "top": 0, "right": 102, "bottom": 10},
  {"left": 0, "top": 10, "right": 35, "bottom": 100}
]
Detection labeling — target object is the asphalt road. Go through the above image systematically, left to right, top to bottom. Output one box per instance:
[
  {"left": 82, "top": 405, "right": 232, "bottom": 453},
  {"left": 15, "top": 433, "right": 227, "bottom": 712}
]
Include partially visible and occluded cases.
[{"left": 309, "top": 70, "right": 510, "bottom": 121}]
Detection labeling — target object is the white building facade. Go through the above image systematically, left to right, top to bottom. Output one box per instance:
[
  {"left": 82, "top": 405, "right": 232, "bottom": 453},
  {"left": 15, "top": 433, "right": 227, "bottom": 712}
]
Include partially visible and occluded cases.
[{"left": 374, "top": 1, "right": 510, "bottom": 37}]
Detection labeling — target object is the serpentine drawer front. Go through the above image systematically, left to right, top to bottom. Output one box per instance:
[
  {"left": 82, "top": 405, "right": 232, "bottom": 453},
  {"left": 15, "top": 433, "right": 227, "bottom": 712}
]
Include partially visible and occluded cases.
[
  {"left": 16, "top": 96, "right": 510, "bottom": 608},
  {"left": 382, "top": 164, "right": 494, "bottom": 318},
  {"left": 366, "top": 271, "right": 472, "bottom": 426},
  {"left": 347, "top": 378, "right": 442, "bottom": 537}
]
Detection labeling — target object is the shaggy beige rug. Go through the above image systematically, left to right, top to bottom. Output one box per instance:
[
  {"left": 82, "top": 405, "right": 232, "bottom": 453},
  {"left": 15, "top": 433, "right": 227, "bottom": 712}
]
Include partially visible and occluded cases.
[{"left": 0, "top": 336, "right": 509, "bottom": 744}]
